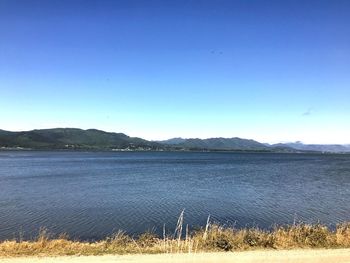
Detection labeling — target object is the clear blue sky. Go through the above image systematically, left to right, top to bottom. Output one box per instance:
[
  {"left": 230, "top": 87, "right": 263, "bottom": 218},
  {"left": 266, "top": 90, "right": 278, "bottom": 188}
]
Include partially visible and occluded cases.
[{"left": 1, "top": 0, "right": 349, "bottom": 143}]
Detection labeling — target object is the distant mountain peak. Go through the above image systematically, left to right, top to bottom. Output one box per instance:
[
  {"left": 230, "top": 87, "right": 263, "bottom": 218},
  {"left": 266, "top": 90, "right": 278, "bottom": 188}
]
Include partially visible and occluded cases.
[{"left": 156, "top": 137, "right": 186, "bottom": 145}]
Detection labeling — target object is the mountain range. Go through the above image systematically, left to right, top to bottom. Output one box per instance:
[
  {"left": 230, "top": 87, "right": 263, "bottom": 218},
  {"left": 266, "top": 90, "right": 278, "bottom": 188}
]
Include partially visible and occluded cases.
[
  {"left": 0, "top": 128, "right": 349, "bottom": 153},
  {"left": 0, "top": 128, "right": 161, "bottom": 150},
  {"left": 159, "top": 137, "right": 273, "bottom": 151},
  {"left": 271, "top": 141, "right": 350, "bottom": 153}
]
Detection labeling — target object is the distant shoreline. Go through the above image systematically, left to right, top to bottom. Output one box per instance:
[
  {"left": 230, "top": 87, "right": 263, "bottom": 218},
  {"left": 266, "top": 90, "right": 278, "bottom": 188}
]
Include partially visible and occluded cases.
[
  {"left": 1, "top": 147, "right": 349, "bottom": 155},
  {"left": 0, "top": 148, "right": 350, "bottom": 156}
]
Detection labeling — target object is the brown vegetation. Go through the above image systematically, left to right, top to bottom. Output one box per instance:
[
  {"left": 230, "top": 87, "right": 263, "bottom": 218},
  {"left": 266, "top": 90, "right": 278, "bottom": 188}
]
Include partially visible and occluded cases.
[{"left": 1, "top": 216, "right": 350, "bottom": 257}]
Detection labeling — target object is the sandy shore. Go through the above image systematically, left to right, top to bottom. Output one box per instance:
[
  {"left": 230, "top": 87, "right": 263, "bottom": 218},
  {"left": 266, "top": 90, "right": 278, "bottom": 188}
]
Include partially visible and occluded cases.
[{"left": 1, "top": 249, "right": 350, "bottom": 263}]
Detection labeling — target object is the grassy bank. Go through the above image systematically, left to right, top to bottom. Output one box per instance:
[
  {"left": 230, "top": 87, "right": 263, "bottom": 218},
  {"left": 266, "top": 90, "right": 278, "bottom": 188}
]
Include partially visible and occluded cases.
[{"left": 1, "top": 217, "right": 350, "bottom": 257}]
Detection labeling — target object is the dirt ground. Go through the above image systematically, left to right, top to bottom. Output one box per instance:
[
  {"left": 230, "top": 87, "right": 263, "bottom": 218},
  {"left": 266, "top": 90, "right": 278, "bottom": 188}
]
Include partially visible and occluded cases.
[{"left": 1, "top": 249, "right": 350, "bottom": 263}]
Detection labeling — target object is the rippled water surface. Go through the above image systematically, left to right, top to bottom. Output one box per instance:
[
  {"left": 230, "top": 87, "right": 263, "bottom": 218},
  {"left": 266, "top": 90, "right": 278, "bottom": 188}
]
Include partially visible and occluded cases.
[{"left": 0, "top": 151, "right": 350, "bottom": 240}]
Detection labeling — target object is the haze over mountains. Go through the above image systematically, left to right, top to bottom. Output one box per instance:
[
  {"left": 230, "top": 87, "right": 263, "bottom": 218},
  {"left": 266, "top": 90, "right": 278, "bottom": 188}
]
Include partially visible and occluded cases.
[
  {"left": 0, "top": 128, "right": 349, "bottom": 153},
  {"left": 159, "top": 137, "right": 350, "bottom": 153},
  {"left": 271, "top": 142, "right": 350, "bottom": 153}
]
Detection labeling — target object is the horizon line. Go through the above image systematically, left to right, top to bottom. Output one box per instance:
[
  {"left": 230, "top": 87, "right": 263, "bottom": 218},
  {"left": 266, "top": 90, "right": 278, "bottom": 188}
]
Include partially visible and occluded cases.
[{"left": 1, "top": 127, "right": 349, "bottom": 146}]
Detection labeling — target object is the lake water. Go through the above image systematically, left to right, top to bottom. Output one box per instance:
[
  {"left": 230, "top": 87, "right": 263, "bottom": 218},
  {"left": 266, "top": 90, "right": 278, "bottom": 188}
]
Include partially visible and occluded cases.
[{"left": 0, "top": 151, "right": 350, "bottom": 241}]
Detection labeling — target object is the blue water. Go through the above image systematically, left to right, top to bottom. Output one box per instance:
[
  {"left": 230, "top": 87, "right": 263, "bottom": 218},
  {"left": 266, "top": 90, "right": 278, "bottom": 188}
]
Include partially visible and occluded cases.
[{"left": 0, "top": 151, "right": 350, "bottom": 241}]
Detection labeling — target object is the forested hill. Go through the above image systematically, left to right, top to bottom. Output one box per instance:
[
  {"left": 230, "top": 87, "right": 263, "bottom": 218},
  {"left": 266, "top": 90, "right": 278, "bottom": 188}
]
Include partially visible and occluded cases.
[
  {"left": 0, "top": 128, "right": 161, "bottom": 150},
  {"left": 2, "top": 128, "right": 346, "bottom": 153}
]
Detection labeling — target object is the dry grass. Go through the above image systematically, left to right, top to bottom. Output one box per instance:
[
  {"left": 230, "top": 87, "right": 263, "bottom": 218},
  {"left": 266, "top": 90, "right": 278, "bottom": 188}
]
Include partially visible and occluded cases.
[{"left": 1, "top": 214, "right": 350, "bottom": 257}]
